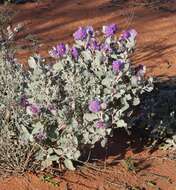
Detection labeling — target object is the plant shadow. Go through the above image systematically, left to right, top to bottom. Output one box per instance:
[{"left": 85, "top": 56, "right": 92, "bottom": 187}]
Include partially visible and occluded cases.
[{"left": 81, "top": 77, "right": 176, "bottom": 166}]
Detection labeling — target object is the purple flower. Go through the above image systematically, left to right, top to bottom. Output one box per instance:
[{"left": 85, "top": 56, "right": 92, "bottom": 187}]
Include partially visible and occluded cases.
[
  {"left": 103, "top": 24, "right": 118, "bottom": 37},
  {"left": 86, "top": 26, "right": 94, "bottom": 36},
  {"left": 73, "top": 27, "right": 87, "bottom": 40},
  {"left": 120, "top": 29, "right": 137, "bottom": 40},
  {"left": 129, "top": 29, "right": 137, "bottom": 38},
  {"left": 120, "top": 30, "right": 131, "bottom": 40},
  {"left": 90, "top": 39, "right": 100, "bottom": 51},
  {"left": 49, "top": 43, "right": 67, "bottom": 58},
  {"left": 101, "top": 43, "right": 112, "bottom": 52},
  {"left": 71, "top": 47, "right": 79, "bottom": 60},
  {"left": 112, "top": 60, "right": 124, "bottom": 73},
  {"left": 135, "top": 64, "right": 146, "bottom": 77},
  {"left": 20, "top": 95, "right": 29, "bottom": 107},
  {"left": 88, "top": 99, "right": 101, "bottom": 113},
  {"left": 101, "top": 103, "right": 107, "bottom": 110},
  {"left": 26, "top": 104, "right": 40, "bottom": 116},
  {"left": 48, "top": 105, "right": 57, "bottom": 116},
  {"left": 96, "top": 121, "right": 106, "bottom": 128},
  {"left": 35, "top": 130, "right": 47, "bottom": 141}
]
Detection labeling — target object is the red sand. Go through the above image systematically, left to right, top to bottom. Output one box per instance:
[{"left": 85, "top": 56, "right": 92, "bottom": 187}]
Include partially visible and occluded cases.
[{"left": 1, "top": 0, "right": 176, "bottom": 189}]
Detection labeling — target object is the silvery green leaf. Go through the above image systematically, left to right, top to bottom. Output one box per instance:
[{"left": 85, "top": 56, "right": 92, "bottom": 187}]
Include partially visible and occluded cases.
[
  {"left": 105, "top": 36, "right": 111, "bottom": 44},
  {"left": 126, "top": 39, "right": 135, "bottom": 50},
  {"left": 75, "top": 40, "right": 85, "bottom": 47},
  {"left": 81, "top": 50, "right": 92, "bottom": 61},
  {"left": 94, "top": 51, "right": 103, "bottom": 65},
  {"left": 111, "top": 54, "right": 118, "bottom": 59},
  {"left": 28, "top": 56, "right": 37, "bottom": 69},
  {"left": 53, "top": 62, "right": 63, "bottom": 71},
  {"left": 123, "top": 62, "right": 130, "bottom": 72},
  {"left": 131, "top": 76, "right": 138, "bottom": 87},
  {"left": 102, "top": 77, "right": 112, "bottom": 86},
  {"left": 143, "top": 84, "right": 154, "bottom": 92},
  {"left": 104, "top": 88, "right": 112, "bottom": 94},
  {"left": 120, "top": 89, "right": 125, "bottom": 95},
  {"left": 114, "top": 93, "right": 122, "bottom": 100},
  {"left": 125, "top": 94, "right": 132, "bottom": 101},
  {"left": 133, "top": 97, "right": 140, "bottom": 106},
  {"left": 121, "top": 100, "right": 129, "bottom": 113},
  {"left": 84, "top": 113, "right": 99, "bottom": 121},
  {"left": 103, "top": 114, "right": 110, "bottom": 122},
  {"left": 70, "top": 118, "right": 78, "bottom": 128},
  {"left": 116, "top": 119, "right": 127, "bottom": 128},
  {"left": 32, "top": 122, "right": 44, "bottom": 135},
  {"left": 21, "top": 126, "right": 33, "bottom": 142},
  {"left": 88, "top": 127, "right": 95, "bottom": 133},
  {"left": 96, "top": 128, "right": 106, "bottom": 136},
  {"left": 106, "top": 128, "right": 112, "bottom": 135},
  {"left": 83, "top": 132, "right": 89, "bottom": 143},
  {"left": 91, "top": 135, "right": 100, "bottom": 144},
  {"left": 101, "top": 138, "right": 107, "bottom": 148},
  {"left": 47, "top": 148, "right": 53, "bottom": 155},
  {"left": 53, "top": 148, "right": 63, "bottom": 156},
  {"left": 35, "top": 150, "right": 46, "bottom": 161},
  {"left": 73, "top": 150, "right": 81, "bottom": 160},
  {"left": 49, "top": 155, "right": 59, "bottom": 161},
  {"left": 41, "top": 159, "right": 52, "bottom": 169},
  {"left": 64, "top": 159, "right": 75, "bottom": 171}
]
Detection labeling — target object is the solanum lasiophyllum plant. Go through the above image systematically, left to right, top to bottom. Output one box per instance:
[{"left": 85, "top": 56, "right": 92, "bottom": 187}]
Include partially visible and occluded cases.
[{"left": 22, "top": 24, "right": 153, "bottom": 170}]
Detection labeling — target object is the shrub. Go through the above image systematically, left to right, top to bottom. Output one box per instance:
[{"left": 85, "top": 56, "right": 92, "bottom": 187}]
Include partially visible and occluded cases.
[
  {"left": 0, "top": 23, "right": 153, "bottom": 172},
  {"left": 0, "top": 44, "right": 41, "bottom": 176},
  {"left": 134, "top": 81, "right": 176, "bottom": 149}
]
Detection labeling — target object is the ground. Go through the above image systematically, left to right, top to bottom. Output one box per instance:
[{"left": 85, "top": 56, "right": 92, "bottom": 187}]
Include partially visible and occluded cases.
[{"left": 1, "top": 0, "right": 176, "bottom": 189}]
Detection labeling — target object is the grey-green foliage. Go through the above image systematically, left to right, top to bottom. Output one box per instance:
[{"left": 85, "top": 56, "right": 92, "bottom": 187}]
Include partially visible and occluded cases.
[
  {"left": 0, "top": 25, "right": 153, "bottom": 171},
  {"left": 20, "top": 28, "right": 153, "bottom": 170},
  {"left": 0, "top": 49, "right": 41, "bottom": 175},
  {"left": 0, "top": 49, "right": 24, "bottom": 126}
]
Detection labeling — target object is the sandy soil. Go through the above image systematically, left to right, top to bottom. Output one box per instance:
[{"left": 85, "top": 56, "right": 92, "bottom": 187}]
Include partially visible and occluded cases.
[
  {"left": 0, "top": 0, "right": 176, "bottom": 189},
  {"left": 8, "top": 0, "right": 176, "bottom": 78},
  {"left": 1, "top": 132, "right": 176, "bottom": 190}
]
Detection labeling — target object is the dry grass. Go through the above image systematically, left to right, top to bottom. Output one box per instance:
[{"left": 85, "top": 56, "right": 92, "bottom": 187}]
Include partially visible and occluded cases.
[{"left": 0, "top": 125, "right": 41, "bottom": 178}]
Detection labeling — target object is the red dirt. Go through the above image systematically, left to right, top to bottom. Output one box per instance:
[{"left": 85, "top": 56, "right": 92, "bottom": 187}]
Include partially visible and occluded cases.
[
  {"left": 1, "top": 0, "right": 176, "bottom": 189},
  {"left": 11, "top": 0, "right": 176, "bottom": 78},
  {"left": 1, "top": 143, "right": 176, "bottom": 190}
]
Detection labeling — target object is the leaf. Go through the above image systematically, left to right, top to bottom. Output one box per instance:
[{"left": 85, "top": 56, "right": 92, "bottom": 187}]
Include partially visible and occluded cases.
[
  {"left": 81, "top": 50, "right": 92, "bottom": 62},
  {"left": 94, "top": 51, "right": 103, "bottom": 65},
  {"left": 111, "top": 54, "right": 118, "bottom": 59},
  {"left": 28, "top": 56, "right": 37, "bottom": 69},
  {"left": 53, "top": 62, "right": 63, "bottom": 72},
  {"left": 131, "top": 76, "right": 138, "bottom": 87},
  {"left": 102, "top": 77, "right": 112, "bottom": 87},
  {"left": 143, "top": 84, "right": 154, "bottom": 92},
  {"left": 125, "top": 94, "right": 132, "bottom": 101},
  {"left": 133, "top": 97, "right": 140, "bottom": 106},
  {"left": 84, "top": 113, "right": 99, "bottom": 121},
  {"left": 70, "top": 118, "right": 78, "bottom": 128},
  {"left": 116, "top": 119, "right": 127, "bottom": 128},
  {"left": 32, "top": 122, "right": 44, "bottom": 135},
  {"left": 21, "top": 126, "right": 34, "bottom": 142},
  {"left": 101, "top": 138, "right": 107, "bottom": 148},
  {"left": 47, "top": 148, "right": 53, "bottom": 155},
  {"left": 53, "top": 148, "right": 63, "bottom": 156},
  {"left": 35, "top": 150, "right": 46, "bottom": 161},
  {"left": 73, "top": 151, "right": 81, "bottom": 160},
  {"left": 49, "top": 155, "right": 59, "bottom": 161},
  {"left": 42, "top": 159, "right": 52, "bottom": 169},
  {"left": 64, "top": 159, "right": 75, "bottom": 171}
]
